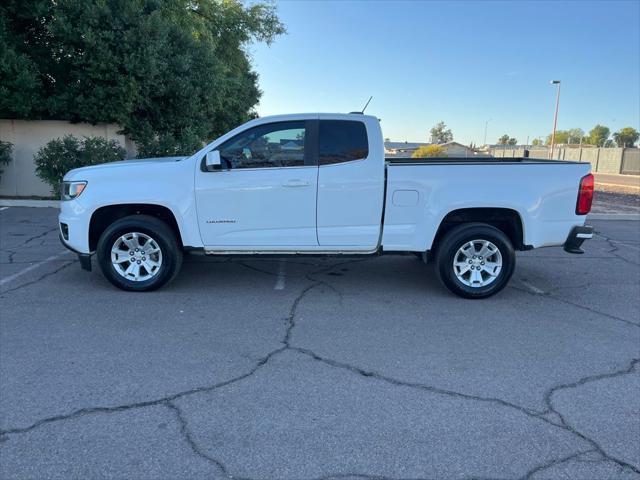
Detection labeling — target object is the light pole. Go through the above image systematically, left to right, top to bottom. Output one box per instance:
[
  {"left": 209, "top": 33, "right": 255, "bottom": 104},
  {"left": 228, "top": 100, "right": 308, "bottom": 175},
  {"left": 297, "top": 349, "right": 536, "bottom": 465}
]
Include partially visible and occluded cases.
[
  {"left": 549, "top": 80, "right": 561, "bottom": 159},
  {"left": 483, "top": 118, "right": 492, "bottom": 146}
]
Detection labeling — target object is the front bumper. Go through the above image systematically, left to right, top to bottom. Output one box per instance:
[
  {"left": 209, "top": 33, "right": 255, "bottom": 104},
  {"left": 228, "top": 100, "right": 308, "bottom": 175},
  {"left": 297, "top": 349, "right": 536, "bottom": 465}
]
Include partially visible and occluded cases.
[
  {"left": 563, "top": 225, "right": 594, "bottom": 254},
  {"left": 59, "top": 233, "right": 92, "bottom": 271}
]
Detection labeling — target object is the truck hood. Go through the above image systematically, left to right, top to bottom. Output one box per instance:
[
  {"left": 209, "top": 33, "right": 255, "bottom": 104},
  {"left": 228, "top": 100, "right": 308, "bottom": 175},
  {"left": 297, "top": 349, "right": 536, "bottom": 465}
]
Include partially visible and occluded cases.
[{"left": 64, "top": 156, "right": 187, "bottom": 180}]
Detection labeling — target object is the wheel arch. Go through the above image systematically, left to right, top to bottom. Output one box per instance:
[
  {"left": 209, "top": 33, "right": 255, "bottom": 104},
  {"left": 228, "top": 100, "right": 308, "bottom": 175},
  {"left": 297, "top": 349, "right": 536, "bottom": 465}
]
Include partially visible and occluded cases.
[
  {"left": 89, "top": 203, "right": 184, "bottom": 252},
  {"left": 429, "top": 207, "right": 526, "bottom": 255}
]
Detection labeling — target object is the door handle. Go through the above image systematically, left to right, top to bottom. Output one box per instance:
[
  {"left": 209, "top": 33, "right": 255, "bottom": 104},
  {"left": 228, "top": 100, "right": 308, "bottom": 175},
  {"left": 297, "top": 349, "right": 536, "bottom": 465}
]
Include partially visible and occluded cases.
[{"left": 282, "top": 179, "right": 311, "bottom": 187}]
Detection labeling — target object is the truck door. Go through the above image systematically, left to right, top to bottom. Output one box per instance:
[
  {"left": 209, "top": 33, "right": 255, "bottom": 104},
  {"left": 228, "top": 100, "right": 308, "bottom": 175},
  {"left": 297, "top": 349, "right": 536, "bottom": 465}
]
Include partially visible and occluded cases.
[
  {"left": 316, "top": 118, "right": 385, "bottom": 248},
  {"left": 195, "top": 120, "right": 319, "bottom": 248}
]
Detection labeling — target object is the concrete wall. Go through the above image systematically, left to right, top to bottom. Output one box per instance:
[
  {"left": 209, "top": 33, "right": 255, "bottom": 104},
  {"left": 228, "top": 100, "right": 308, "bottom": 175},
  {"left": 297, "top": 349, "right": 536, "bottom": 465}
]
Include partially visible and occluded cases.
[
  {"left": 0, "top": 120, "right": 135, "bottom": 198},
  {"left": 489, "top": 146, "right": 640, "bottom": 175},
  {"left": 621, "top": 149, "right": 640, "bottom": 175}
]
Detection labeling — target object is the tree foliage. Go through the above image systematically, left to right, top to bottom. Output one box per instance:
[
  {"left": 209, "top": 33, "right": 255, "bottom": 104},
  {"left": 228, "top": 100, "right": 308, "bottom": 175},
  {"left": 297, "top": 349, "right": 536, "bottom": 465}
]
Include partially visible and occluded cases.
[
  {"left": 0, "top": 0, "right": 285, "bottom": 157},
  {"left": 429, "top": 122, "right": 453, "bottom": 144},
  {"left": 586, "top": 124, "right": 610, "bottom": 146},
  {"left": 613, "top": 127, "right": 639, "bottom": 147},
  {"left": 544, "top": 128, "right": 585, "bottom": 145},
  {"left": 498, "top": 134, "right": 517, "bottom": 145},
  {"left": 34, "top": 135, "right": 126, "bottom": 196},
  {"left": 531, "top": 138, "right": 542, "bottom": 147},
  {"left": 0, "top": 141, "right": 13, "bottom": 182},
  {"left": 412, "top": 145, "right": 447, "bottom": 158}
]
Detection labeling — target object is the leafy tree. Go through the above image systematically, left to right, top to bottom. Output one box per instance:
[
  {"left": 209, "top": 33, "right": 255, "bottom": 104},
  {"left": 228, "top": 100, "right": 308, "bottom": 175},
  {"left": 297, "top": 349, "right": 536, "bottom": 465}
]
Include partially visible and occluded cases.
[
  {"left": 0, "top": 0, "right": 285, "bottom": 157},
  {"left": 429, "top": 122, "right": 453, "bottom": 144},
  {"left": 586, "top": 124, "right": 610, "bottom": 146},
  {"left": 613, "top": 127, "right": 639, "bottom": 147},
  {"left": 545, "top": 128, "right": 585, "bottom": 145},
  {"left": 498, "top": 134, "right": 517, "bottom": 145},
  {"left": 34, "top": 135, "right": 126, "bottom": 196},
  {"left": 498, "top": 135, "right": 509, "bottom": 145},
  {"left": 531, "top": 138, "right": 542, "bottom": 147},
  {"left": 0, "top": 141, "right": 13, "bottom": 182},
  {"left": 412, "top": 145, "right": 447, "bottom": 158}
]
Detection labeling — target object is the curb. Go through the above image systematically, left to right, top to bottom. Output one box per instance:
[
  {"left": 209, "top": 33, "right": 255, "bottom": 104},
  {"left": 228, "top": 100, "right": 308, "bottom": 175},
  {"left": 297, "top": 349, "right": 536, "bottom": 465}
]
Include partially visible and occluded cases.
[
  {"left": 0, "top": 199, "right": 59, "bottom": 208},
  {"left": 588, "top": 213, "right": 640, "bottom": 221}
]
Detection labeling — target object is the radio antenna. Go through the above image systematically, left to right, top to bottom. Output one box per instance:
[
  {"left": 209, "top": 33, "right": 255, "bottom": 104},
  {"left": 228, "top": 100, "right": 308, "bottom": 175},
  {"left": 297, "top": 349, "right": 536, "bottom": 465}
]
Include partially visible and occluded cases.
[{"left": 361, "top": 96, "right": 373, "bottom": 113}]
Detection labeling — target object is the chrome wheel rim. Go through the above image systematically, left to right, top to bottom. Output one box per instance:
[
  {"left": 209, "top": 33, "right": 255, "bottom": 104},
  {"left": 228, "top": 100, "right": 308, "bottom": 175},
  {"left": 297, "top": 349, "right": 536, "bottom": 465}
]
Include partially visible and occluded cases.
[
  {"left": 111, "top": 232, "right": 163, "bottom": 282},
  {"left": 453, "top": 239, "right": 502, "bottom": 288}
]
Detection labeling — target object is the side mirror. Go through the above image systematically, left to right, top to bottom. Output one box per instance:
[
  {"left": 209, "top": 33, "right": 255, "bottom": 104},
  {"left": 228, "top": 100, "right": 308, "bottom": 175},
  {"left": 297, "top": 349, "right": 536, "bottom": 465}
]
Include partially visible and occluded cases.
[{"left": 205, "top": 150, "right": 221, "bottom": 169}]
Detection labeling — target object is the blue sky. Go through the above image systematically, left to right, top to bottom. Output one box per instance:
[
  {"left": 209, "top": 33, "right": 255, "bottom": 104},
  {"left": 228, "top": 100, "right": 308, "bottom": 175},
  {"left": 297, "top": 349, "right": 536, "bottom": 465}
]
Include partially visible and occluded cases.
[{"left": 250, "top": 0, "right": 640, "bottom": 145}]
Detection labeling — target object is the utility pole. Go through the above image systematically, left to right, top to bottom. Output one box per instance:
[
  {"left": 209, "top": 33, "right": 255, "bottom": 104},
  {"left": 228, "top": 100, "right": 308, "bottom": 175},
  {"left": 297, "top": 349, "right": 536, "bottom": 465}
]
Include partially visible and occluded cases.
[
  {"left": 549, "top": 80, "right": 561, "bottom": 159},
  {"left": 483, "top": 118, "right": 492, "bottom": 146}
]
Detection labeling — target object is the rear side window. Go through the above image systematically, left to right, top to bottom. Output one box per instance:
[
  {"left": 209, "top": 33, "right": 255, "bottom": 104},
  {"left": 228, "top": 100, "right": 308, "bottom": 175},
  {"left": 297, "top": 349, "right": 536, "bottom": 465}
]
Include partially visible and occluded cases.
[{"left": 319, "top": 120, "right": 369, "bottom": 165}]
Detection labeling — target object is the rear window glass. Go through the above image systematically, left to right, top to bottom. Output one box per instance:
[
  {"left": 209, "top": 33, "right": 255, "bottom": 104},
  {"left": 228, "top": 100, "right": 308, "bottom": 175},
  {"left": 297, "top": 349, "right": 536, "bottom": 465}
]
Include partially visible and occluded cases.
[{"left": 319, "top": 120, "right": 369, "bottom": 165}]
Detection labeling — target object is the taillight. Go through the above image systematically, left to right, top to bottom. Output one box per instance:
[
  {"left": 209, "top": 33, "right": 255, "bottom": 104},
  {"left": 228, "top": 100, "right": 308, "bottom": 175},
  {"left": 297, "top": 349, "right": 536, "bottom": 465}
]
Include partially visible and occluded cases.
[{"left": 576, "top": 173, "right": 594, "bottom": 215}]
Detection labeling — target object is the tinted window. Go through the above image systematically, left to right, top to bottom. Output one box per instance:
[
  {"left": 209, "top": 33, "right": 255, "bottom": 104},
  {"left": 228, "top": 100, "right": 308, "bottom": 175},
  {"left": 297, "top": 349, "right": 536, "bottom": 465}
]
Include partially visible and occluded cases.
[
  {"left": 319, "top": 120, "right": 369, "bottom": 165},
  {"left": 218, "top": 121, "right": 306, "bottom": 169}
]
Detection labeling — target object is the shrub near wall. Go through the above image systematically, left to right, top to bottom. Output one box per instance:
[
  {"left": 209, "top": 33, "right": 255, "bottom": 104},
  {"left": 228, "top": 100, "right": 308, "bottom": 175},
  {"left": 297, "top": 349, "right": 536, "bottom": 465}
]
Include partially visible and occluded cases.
[
  {"left": 34, "top": 135, "right": 125, "bottom": 197},
  {"left": 0, "top": 140, "right": 12, "bottom": 181}
]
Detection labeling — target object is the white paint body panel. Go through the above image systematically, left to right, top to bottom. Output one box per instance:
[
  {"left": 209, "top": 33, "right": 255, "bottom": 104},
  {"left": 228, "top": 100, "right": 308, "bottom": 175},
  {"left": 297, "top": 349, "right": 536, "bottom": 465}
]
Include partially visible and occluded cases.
[
  {"left": 59, "top": 113, "right": 590, "bottom": 257},
  {"left": 316, "top": 114, "right": 385, "bottom": 248},
  {"left": 382, "top": 161, "right": 591, "bottom": 251},
  {"left": 195, "top": 166, "right": 318, "bottom": 246}
]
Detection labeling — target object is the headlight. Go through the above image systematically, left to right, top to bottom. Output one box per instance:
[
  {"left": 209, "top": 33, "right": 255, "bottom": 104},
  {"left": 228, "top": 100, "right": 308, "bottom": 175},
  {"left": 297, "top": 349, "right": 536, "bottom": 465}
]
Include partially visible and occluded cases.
[{"left": 61, "top": 181, "right": 87, "bottom": 200}]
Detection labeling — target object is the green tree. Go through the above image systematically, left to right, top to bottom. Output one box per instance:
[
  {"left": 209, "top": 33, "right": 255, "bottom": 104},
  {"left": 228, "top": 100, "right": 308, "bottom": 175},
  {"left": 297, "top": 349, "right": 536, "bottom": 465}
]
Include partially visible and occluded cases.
[
  {"left": 0, "top": 0, "right": 285, "bottom": 157},
  {"left": 429, "top": 122, "right": 453, "bottom": 144},
  {"left": 586, "top": 124, "right": 610, "bottom": 146},
  {"left": 613, "top": 127, "right": 639, "bottom": 147},
  {"left": 545, "top": 128, "right": 585, "bottom": 145},
  {"left": 498, "top": 134, "right": 517, "bottom": 145},
  {"left": 531, "top": 138, "right": 542, "bottom": 147},
  {"left": 0, "top": 141, "right": 13, "bottom": 182},
  {"left": 412, "top": 145, "right": 447, "bottom": 158}
]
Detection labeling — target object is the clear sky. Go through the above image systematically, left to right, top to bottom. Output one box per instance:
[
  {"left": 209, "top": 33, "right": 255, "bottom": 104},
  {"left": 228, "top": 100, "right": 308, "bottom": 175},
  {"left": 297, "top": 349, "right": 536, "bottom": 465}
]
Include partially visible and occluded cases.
[{"left": 250, "top": 0, "right": 640, "bottom": 145}]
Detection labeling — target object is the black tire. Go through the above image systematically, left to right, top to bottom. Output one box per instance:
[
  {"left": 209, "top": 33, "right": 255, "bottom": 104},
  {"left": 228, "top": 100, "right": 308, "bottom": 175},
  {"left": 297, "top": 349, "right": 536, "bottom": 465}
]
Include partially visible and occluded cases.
[
  {"left": 96, "top": 215, "right": 183, "bottom": 292},
  {"left": 435, "top": 223, "right": 515, "bottom": 299}
]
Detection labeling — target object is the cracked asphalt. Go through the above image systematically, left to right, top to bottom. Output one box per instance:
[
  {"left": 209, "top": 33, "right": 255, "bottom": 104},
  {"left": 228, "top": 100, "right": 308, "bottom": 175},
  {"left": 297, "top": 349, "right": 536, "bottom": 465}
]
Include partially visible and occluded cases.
[{"left": 0, "top": 207, "right": 639, "bottom": 480}]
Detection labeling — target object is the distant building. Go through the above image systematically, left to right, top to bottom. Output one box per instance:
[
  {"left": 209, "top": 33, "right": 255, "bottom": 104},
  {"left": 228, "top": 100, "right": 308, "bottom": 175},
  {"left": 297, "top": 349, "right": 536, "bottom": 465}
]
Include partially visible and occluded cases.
[
  {"left": 384, "top": 141, "right": 483, "bottom": 158},
  {"left": 384, "top": 141, "right": 430, "bottom": 157},
  {"left": 440, "top": 141, "right": 476, "bottom": 158}
]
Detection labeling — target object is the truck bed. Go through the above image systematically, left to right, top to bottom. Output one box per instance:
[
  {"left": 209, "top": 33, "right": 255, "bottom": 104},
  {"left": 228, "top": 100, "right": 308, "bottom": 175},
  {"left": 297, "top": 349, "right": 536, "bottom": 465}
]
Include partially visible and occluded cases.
[
  {"left": 386, "top": 157, "right": 578, "bottom": 165},
  {"left": 381, "top": 159, "right": 591, "bottom": 252}
]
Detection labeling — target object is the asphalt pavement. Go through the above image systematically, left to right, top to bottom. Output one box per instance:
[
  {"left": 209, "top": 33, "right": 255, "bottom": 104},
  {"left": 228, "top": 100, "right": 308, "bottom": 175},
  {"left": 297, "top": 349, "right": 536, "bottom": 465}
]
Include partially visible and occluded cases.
[{"left": 0, "top": 207, "right": 639, "bottom": 480}]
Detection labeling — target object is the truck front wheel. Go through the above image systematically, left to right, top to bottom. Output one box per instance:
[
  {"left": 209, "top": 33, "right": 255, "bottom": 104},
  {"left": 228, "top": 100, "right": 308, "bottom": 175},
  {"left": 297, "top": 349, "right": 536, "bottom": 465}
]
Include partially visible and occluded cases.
[
  {"left": 96, "top": 215, "right": 183, "bottom": 292},
  {"left": 435, "top": 223, "right": 515, "bottom": 299}
]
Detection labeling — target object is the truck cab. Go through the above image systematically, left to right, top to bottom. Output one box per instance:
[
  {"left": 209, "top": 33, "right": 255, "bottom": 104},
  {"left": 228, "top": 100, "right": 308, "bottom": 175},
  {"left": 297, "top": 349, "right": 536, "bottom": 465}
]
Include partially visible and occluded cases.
[{"left": 194, "top": 114, "right": 385, "bottom": 251}]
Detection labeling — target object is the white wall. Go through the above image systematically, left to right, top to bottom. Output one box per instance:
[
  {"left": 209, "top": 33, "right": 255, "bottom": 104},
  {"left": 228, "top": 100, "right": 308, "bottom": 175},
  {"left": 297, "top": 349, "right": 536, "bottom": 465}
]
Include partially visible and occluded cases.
[{"left": 0, "top": 120, "right": 135, "bottom": 198}]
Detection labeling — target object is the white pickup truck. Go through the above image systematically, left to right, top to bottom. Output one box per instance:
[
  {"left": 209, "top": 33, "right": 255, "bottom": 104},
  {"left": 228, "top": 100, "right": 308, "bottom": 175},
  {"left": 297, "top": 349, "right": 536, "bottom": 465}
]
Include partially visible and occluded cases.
[{"left": 59, "top": 113, "right": 594, "bottom": 298}]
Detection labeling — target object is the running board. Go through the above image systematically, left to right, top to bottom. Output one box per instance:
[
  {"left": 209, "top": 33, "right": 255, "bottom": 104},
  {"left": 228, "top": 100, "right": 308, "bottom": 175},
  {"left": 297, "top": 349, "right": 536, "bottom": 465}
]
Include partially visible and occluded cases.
[{"left": 203, "top": 248, "right": 380, "bottom": 255}]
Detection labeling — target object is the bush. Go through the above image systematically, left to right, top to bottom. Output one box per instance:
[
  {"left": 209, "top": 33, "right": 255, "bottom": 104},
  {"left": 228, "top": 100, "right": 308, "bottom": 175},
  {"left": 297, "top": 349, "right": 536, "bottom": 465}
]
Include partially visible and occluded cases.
[
  {"left": 34, "top": 135, "right": 126, "bottom": 197},
  {"left": 0, "top": 140, "right": 13, "bottom": 182},
  {"left": 412, "top": 145, "right": 447, "bottom": 158}
]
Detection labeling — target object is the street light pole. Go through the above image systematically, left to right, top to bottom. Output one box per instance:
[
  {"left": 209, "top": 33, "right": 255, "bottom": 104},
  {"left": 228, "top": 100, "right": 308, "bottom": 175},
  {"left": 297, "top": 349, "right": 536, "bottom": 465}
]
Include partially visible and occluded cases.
[
  {"left": 549, "top": 80, "right": 561, "bottom": 159},
  {"left": 483, "top": 118, "right": 492, "bottom": 146}
]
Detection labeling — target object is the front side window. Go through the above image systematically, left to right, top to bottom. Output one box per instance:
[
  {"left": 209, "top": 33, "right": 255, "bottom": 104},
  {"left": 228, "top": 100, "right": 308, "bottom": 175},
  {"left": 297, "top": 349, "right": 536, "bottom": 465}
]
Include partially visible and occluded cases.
[
  {"left": 319, "top": 120, "right": 369, "bottom": 165},
  {"left": 217, "top": 121, "right": 306, "bottom": 169}
]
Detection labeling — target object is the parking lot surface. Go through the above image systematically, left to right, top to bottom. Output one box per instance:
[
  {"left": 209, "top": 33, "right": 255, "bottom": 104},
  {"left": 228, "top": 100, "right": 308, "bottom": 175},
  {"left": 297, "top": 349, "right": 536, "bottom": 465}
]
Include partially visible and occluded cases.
[{"left": 1, "top": 207, "right": 639, "bottom": 480}]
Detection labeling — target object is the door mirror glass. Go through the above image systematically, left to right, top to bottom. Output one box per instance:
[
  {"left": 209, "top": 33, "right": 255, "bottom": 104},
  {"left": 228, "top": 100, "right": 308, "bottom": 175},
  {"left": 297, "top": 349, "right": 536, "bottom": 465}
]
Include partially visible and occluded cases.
[{"left": 205, "top": 150, "right": 221, "bottom": 169}]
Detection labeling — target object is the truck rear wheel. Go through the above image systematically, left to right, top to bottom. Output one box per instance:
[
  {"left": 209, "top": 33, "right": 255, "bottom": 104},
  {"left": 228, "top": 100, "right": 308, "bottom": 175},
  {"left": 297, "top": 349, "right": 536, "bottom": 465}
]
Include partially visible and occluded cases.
[
  {"left": 96, "top": 215, "right": 182, "bottom": 292},
  {"left": 435, "top": 223, "right": 515, "bottom": 299}
]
